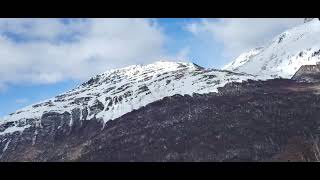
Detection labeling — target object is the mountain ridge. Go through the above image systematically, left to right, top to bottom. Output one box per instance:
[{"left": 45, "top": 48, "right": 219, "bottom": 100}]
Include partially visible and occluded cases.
[
  {"left": 0, "top": 60, "right": 253, "bottom": 137},
  {"left": 2, "top": 78, "right": 320, "bottom": 161}
]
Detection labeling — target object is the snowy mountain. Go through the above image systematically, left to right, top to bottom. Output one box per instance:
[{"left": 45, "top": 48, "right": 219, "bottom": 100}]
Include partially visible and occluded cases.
[
  {"left": 2, "top": 19, "right": 320, "bottom": 161},
  {"left": 223, "top": 19, "right": 320, "bottom": 79},
  {"left": 223, "top": 47, "right": 263, "bottom": 71},
  {"left": 0, "top": 61, "right": 253, "bottom": 136},
  {"left": 3, "top": 75, "right": 320, "bottom": 161}
]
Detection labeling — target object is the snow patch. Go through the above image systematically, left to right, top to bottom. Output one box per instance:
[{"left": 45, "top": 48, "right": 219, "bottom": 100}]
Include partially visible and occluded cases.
[
  {"left": 0, "top": 125, "right": 31, "bottom": 136},
  {"left": 2, "top": 139, "right": 11, "bottom": 153}
]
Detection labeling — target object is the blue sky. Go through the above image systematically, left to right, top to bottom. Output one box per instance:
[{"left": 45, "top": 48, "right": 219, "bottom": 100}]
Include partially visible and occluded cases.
[
  {"left": 0, "top": 18, "right": 304, "bottom": 117},
  {"left": 158, "top": 18, "right": 225, "bottom": 67}
]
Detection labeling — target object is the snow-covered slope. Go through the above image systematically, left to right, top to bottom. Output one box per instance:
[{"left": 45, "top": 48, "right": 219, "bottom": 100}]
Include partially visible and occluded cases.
[
  {"left": 223, "top": 19, "right": 320, "bottom": 79},
  {"left": 223, "top": 47, "right": 263, "bottom": 71},
  {"left": 0, "top": 61, "right": 253, "bottom": 135}
]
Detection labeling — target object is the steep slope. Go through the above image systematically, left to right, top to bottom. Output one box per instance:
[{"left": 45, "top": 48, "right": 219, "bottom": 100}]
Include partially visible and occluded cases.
[
  {"left": 223, "top": 19, "right": 320, "bottom": 79},
  {"left": 223, "top": 47, "right": 263, "bottom": 70},
  {"left": 0, "top": 61, "right": 253, "bottom": 146},
  {"left": 2, "top": 78, "right": 320, "bottom": 161}
]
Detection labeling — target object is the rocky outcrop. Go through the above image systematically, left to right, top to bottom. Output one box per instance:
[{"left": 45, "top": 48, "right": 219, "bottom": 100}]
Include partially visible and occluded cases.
[
  {"left": 304, "top": 18, "right": 320, "bottom": 23},
  {"left": 304, "top": 18, "right": 314, "bottom": 23},
  {"left": 292, "top": 64, "right": 320, "bottom": 82}
]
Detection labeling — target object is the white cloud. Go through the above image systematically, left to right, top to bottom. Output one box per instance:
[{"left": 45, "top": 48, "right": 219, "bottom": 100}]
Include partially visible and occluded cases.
[
  {"left": 0, "top": 18, "right": 169, "bottom": 88},
  {"left": 186, "top": 18, "right": 304, "bottom": 64},
  {"left": 161, "top": 46, "right": 191, "bottom": 63},
  {"left": 0, "top": 83, "right": 7, "bottom": 92},
  {"left": 15, "top": 98, "right": 29, "bottom": 104}
]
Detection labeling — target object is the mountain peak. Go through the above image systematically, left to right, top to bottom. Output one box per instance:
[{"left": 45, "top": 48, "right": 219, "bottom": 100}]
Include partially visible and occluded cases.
[
  {"left": 223, "top": 18, "right": 320, "bottom": 79},
  {"left": 0, "top": 60, "right": 253, "bottom": 136},
  {"left": 77, "top": 60, "right": 203, "bottom": 94}
]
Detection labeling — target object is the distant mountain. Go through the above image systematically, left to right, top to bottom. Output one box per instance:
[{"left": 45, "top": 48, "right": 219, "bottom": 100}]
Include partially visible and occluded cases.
[{"left": 223, "top": 19, "right": 320, "bottom": 79}]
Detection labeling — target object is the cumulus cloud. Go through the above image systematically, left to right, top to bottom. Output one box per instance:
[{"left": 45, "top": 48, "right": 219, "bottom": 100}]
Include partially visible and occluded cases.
[
  {"left": 0, "top": 18, "right": 169, "bottom": 88},
  {"left": 186, "top": 18, "right": 304, "bottom": 64},
  {"left": 0, "top": 83, "right": 7, "bottom": 92},
  {"left": 15, "top": 98, "right": 29, "bottom": 104}
]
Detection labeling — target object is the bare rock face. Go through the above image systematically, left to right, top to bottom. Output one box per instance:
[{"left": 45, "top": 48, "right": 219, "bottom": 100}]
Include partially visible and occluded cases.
[
  {"left": 304, "top": 18, "right": 315, "bottom": 23},
  {"left": 292, "top": 64, "right": 320, "bottom": 82}
]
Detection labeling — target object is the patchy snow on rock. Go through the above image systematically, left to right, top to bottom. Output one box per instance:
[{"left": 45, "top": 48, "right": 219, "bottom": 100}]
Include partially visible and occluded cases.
[
  {"left": 0, "top": 61, "right": 254, "bottom": 135},
  {"left": 0, "top": 125, "right": 31, "bottom": 136},
  {"left": 2, "top": 139, "right": 11, "bottom": 152}
]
